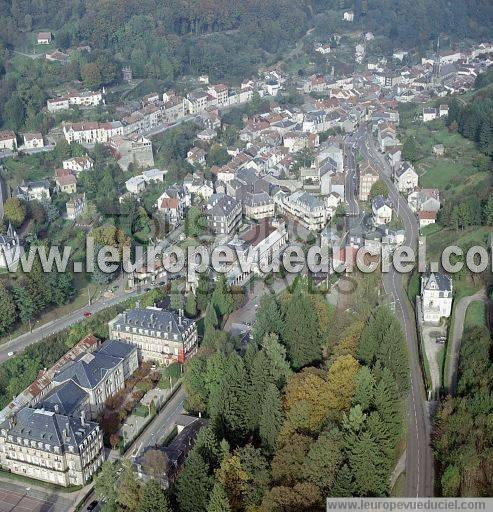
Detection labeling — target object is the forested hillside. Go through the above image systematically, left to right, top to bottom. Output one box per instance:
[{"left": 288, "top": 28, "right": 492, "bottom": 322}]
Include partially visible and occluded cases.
[
  {"left": 0, "top": 0, "right": 492, "bottom": 84},
  {"left": 434, "top": 325, "right": 493, "bottom": 496}
]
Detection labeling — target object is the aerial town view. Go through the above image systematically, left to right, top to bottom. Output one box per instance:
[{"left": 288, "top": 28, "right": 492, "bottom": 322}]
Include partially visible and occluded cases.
[{"left": 0, "top": 1, "right": 492, "bottom": 511}]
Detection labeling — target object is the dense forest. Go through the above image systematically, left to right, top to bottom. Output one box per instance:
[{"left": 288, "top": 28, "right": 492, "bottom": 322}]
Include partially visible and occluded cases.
[{"left": 434, "top": 324, "right": 493, "bottom": 496}]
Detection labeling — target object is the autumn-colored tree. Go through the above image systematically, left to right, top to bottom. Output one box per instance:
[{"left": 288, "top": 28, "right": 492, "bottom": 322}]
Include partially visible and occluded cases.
[
  {"left": 3, "top": 197, "right": 26, "bottom": 228},
  {"left": 326, "top": 355, "right": 360, "bottom": 412},
  {"left": 281, "top": 368, "right": 331, "bottom": 438},
  {"left": 109, "top": 433, "right": 120, "bottom": 449},
  {"left": 270, "top": 433, "right": 313, "bottom": 487},
  {"left": 216, "top": 455, "right": 249, "bottom": 510}
]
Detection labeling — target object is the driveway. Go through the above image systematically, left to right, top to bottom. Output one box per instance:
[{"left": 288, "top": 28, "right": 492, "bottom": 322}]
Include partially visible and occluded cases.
[{"left": 421, "top": 323, "right": 447, "bottom": 394}]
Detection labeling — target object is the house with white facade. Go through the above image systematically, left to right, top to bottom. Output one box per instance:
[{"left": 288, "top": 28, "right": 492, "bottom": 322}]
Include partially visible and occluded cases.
[
  {"left": 0, "top": 131, "right": 17, "bottom": 151},
  {"left": 22, "top": 133, "right": 44, "bottom": 149},
  {"left": 63, "top": 156, "right": 94, "bottom": 174},
  {"left": 359, "top": 160, "right": 380, "bottom": 201},
  {"left": 394, "top": 162, "right": 419, "bottom": 194},
  {"left": 125, "top": 175, "right": 146, "bottom": 194},
  {"left": 274, "top": 190, "right": 329, "bottom": 231},
  {"left": 372, "top": 195, "right": 392, "bottom": 226},
  {"left": 0, "top": 224, "right": 21, "bottom": 269},
  {"left": 421, "top": 273, "right": 453, "bottom": 324}
]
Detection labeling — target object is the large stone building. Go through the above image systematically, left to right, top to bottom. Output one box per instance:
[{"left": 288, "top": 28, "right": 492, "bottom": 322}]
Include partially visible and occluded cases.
[
  {"left": 274, "top": 190, "right": 329, "bottom": 231},
  {"left": 207, "top": 193, "right": 242, "bottom": 235},
  {"left": 109, "top": 307, "right": 198, "bottom": 365},
  {"left": 0, "top": 338, "right": 139, "bottom": 487},
  {"left": 52, "top": 340, "right": 138, "bottom": 419},
  {"left": 0, "top": 408, "right": 103, "bottom": 487}
]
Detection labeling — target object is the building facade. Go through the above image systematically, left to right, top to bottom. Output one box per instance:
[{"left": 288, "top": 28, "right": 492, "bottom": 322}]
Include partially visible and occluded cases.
[{"left": 109, "top": 308, "right": 198, "bottom": 365}]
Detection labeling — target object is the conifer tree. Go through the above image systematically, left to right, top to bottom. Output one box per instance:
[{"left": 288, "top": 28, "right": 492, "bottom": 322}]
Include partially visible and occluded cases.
[
  {"left": 259, "top": 383, "right": 283, "bottom": 454},
  {"left": 175, "top": 450, "right": 213, "bottom": 512},
  {"left": 207, "top": 482, "right": 231, "bottom": 512}
]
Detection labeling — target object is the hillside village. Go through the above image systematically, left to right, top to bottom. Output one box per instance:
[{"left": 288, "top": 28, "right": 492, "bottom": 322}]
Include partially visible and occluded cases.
[{"left": 0, "top": 17, "right": 492, "bottom": 509}]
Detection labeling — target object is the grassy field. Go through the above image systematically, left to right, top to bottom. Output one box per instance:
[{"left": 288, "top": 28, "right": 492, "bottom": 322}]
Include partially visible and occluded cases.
[
  {"left": 398, "top": 122, "right": 491, "bottom": 203},
  {"left": 464, "top": 301, "right": 487, "bottom": 329}
]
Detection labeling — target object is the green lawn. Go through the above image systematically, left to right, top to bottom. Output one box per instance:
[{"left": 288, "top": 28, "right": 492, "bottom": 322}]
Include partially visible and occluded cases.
[
  {"left": 464, "top": 301, "right": 487, "bottom": 329},
  {"left": 158, "top": 362, "right": 183, "bottom": 389}
]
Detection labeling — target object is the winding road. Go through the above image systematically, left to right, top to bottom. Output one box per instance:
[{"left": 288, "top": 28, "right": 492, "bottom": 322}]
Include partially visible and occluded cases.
[{"left": 353, "top": 126, "right": 434, "bottom": 497}]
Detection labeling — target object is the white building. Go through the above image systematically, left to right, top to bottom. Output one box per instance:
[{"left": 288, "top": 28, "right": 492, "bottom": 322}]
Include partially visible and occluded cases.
[
  {"left": 343, "top": 10, "right": 354, "bottom": 21},
  {"left": 37, "top": 32, "right": 52, "bottom": 44},
  {"left": 47, "top": 90, "right": 104, "bottom": 113},
  {"left": 423, "top": 108, "right": 438, "bottom": 122},
  {"left": 62, "top": 121, "right": 123, "bottom": 144},
  {"left": 0, "top": 131, "right": 17, "bottom": 151},
  {"left": 22, "top": 133, "right": 44, "bottom": 149},
  {"left": 63, "top": 156, "right": 94, "bottom": 174},
  {"left": 394, "top": 162, "right": 419, "bottom": 194},
  {"left": 125, "top": 176, "right": 146, "bottom": 194},
  {"left": 274, "top": 190, "right": 329, "bottom": 231},
  {"left": 372, "top": 195, "right": 392, "bottom": 226},
  {"left": 226, "top": 219, "right": 288, "bottom": 285},
  {"left": 0, "top": 224, "right": 21, "bottom": 269},
  {"left": 421, "top": 273, "right": 453, "bottom": 324},
  {"left": 0, "top": 408, "right": 103, "bottom": 487}
]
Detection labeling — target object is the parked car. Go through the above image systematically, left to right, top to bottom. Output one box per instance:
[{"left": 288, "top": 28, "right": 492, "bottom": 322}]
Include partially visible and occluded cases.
[
  {"left": 83, "top": 311, "right": 92, "bottom": 318},
  {"left": 87, "top": 501, "right": 99, "bottom": 511}
]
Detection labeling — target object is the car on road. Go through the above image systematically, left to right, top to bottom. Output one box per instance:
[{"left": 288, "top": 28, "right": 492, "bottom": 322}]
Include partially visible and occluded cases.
[{"left": 83, "top": 311, "right": 92, "bottom": 318}]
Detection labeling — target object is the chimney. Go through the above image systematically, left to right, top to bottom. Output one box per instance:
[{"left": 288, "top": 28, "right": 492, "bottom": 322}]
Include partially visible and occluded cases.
[
  {"left": 178, "top": 309, "right": 183, "bottom": 326},
  {"left": 54, "top": 404, "right": 59, "bottom": 413},
  {"left": 81, "top": 410, "right": 85, "bottom": 427}
]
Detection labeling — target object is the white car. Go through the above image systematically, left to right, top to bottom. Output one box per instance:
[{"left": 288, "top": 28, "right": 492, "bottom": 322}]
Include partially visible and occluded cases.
[{"left": 7, "top": 351, "right": 15, "bottom": 357}]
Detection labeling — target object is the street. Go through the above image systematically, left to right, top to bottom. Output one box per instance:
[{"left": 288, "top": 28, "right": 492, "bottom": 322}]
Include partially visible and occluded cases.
[
  {"left": 356, "top": 126, "right": 434, "bottom": 497},
  {"left": 0, "top": 225, "right": 184, "bottom": 363}
]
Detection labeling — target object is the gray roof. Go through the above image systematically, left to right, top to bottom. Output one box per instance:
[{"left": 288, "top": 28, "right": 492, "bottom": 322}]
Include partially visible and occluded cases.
[
  {"left": 288, "top": 190, "right": 324, "bottom": 211},
  {"left": 243, "top": 192, "right": 273, "bottom": 207},
  {"left": 208, "top": 193, "right": 240, "bottom": 218},
  {"left": 372, "top": 195, "right": 392, "bottom": 210},
  {"left": 423, "top": 273, "right": 452, "bottom": 292},
  {"left": 111, "top": 307, "right": 195, "bottom": 340},
  {"left": 98, "top": 339, "right": 136, "bottom": 359},
  {"left": 54, "top": 350, "right": 125, "bottom": 390},
  {"left": 39, "top": 380, "right": 87, "bottom": 416},
  {"left": 1, "top": 407, "right": 98, "bottom": 450}
]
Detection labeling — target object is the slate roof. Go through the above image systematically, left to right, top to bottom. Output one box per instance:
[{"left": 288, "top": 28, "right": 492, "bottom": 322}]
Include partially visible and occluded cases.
[
  {"left": 372, "top": 195, "right": 392, "bottom": 210},
  {"left": 423, "top": 273, "right": 452, "bottom": 292},
  {"left": 111, "top": 308, "right": 195, "bottom": 340},
  {"left": 54, "top": 350, "right": 124, "bottom": 390},
  {"left": 40, "top": 380, "right": 87, "bottom": 416},
  {"left": 1, "top": 407, "right": 98, "bottom": 450}
]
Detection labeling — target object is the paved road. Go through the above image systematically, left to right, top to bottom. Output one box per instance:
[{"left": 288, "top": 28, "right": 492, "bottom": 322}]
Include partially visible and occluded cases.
[
  {"left": 356, "top": 126, "right": 434, "bottom": 497},
  {"left": 344, "top": 141, "right": 360, "bottom": 216},
  {"left": 0, "top": 225, "right": 184, "bottom": 363},
  {"left": 446, "top": 289, "right": 486, "bottom": 395},
  {"left": 78, "top": 388, "right": 185, "bottom": 512}
]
